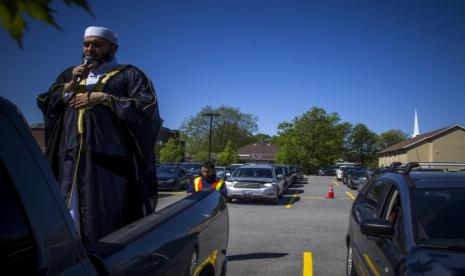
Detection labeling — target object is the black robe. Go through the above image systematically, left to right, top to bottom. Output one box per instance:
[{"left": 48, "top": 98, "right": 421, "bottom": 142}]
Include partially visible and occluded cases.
[{"left": 37, "top": 65, "right": 161, "bottom": 246}]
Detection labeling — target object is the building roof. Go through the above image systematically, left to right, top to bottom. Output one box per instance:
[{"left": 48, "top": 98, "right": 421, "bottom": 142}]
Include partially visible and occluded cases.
[
  {"left": 379, "top": 124, "right": 465, "bottom": 154},
  {"left": 238, "top": 143, "right": 279, "bottom": 155}
]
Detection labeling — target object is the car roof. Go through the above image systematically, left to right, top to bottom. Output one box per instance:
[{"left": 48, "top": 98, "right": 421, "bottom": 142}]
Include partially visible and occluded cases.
[
  {"left": 239, "top": 164, "right": 274, "bottom": 169},
  {"left": 380, "top": 172, "right": 465, "bottom": 189},
  {"left": 408, "top": 172, "right": 465, "bottom": 187}
]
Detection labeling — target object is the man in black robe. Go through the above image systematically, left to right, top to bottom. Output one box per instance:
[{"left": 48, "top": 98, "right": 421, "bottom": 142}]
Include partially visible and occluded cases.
[{"left": 37, "top": 26, "right": 160, "bottom": 246}]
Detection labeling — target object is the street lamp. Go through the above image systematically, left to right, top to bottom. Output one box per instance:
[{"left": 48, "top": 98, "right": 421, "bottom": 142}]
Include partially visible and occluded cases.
[{"left": 202, "top": 112, "right": 220, "bottom": 162}]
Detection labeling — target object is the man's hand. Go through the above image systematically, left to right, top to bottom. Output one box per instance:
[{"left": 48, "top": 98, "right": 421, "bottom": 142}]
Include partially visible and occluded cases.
[
  {"left": 71, "top": 64, "right": 92, "bottom": 81},
  {"left": 69, "top": 92, "right": 106, "bottom": 109}
]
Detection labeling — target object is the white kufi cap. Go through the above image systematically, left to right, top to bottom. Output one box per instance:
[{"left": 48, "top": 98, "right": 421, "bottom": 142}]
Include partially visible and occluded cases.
[{"left": 84, "top": 26, "right": 118, "bottom": 44}]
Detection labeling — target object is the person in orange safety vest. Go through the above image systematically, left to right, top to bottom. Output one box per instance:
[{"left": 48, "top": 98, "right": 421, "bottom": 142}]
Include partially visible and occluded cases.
[{"left": 187, "top": 161, "right": 227, "bottom": 197}]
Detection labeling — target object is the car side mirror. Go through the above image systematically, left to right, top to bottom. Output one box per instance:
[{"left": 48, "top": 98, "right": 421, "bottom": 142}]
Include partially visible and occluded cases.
[{"left": 360, "top": 218, "right": 394, "bottom": 238}]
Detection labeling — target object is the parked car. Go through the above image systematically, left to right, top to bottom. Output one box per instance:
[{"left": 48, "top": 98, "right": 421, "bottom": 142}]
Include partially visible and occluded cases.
[
  {"left": 0, "top": 97, "right": 228, "bottom": 275},
  {"left": 180, "top": 162, "right": 202, "bottom": 177},
  {"left": 346, "top": 163, "right": 465, "bottom": 276},
  {"left": 225, "top": 164, "right": 285, "bottom": 204},
  {"left": 225, "top": 164, "right": 242, "bottom": 177},
  {"left": 156, "top": 165, "right": 192, "bottom": 190},
  {"left": 275, "top": 165, "right": 291, "bottom": 192},
  {"left": 286, "top": 165, "right": 299, "bottom": 184},
  {"left": 290, "top": 165, "right": 303, "bottom": 181},
  {"left": 216, "top": 166, "right": 227, "bottom": 179},
  {"left": 318, "top": 166, "right": 337, "bottom": 176},
  {"left": 336, "top": 166, "right": 354, "bottom": 181},
  {"left": 343, "top": 167, "right": 365, "bottom": 185},
  {"left": 346, "top": 169, "right": 367, "bottom": 190},
  {"left": 356, "top": 169, "right": 375, "bottom": 192}
]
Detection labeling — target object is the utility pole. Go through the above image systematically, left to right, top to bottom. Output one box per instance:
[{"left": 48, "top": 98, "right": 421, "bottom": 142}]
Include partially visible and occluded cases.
[{"left": 202, "top": 112, "right": 220, "bottom": 162}]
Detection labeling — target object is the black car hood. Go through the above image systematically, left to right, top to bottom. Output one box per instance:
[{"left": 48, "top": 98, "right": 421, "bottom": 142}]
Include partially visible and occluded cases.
[
  {"left": 157, "top": 173, "right": 177, "bottom": 180},
  {"left": 418, "top": 248, "right": 465, "bottom": 275}
]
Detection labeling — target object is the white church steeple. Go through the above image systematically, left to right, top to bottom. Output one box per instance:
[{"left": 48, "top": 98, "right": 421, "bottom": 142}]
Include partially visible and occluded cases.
[{"left": 413, "top": 109, "right": 420, "bottom": 137}]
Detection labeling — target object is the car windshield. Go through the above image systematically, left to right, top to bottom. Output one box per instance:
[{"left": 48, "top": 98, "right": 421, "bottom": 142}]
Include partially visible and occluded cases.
[
  {"left": 182, "top": 163, "right": 201, "bottom": 170},
  {"left": 157, "top": 166, "right": 180, "bottom": 174},
  {"left": 233, "top": 168, "right": 273, "bottom": 178},
  {"left": 351, "top": 171, "right": 365, "bottom": 177},
  {"left": 414, "top": 188, "right": 465, "bottom": 249}
]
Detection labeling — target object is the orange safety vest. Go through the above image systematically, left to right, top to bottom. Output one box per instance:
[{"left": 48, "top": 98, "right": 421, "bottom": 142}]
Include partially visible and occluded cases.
[{"left": 194, "top": 177, "right": 224, "bottom": 192}]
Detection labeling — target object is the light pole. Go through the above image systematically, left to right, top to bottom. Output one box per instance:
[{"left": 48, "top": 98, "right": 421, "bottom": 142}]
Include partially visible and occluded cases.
[{"left": 202, "top": 112, "right": 220, "bottom": 162}]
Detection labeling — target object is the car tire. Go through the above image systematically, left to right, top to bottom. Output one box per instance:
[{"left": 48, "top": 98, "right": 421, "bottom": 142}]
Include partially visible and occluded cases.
[
  {"left": 348, "top": 180, "right": 352, "bottom": 189},
  {"left": 171, "top": 181, "right": 179, "bottom": 191},
  {"left": 271, "top": 189, "right": 279, "bottom": 205},
  {"left": 226, "top": 197, "right": 232, "bottom": 203},
  {"left": 346, "top": 242, "right": 357, "bottom": 276},
  {"left": 187, "top": 248, "right": 198, "bottom": 276},
  {"left": 220, "top": 257, "right": 228, "bottom": 276}
]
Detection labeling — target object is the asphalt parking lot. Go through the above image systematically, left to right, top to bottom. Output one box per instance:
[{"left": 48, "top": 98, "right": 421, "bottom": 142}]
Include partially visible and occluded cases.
[{"left": 157, "top": 175, "right": 358, "bottom": 276}]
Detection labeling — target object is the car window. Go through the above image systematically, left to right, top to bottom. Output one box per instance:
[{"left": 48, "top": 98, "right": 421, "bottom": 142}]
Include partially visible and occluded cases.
[
  {"left": 0, "top": 161, "right": 37, "bottom": 274},
  {"left": 157, "top": 166, "right": 179, "bottom": 174},
  {"left": 233, "top": 168, "right": 273, "bottom": 178},
  {"left": 364, "top": 180, "right": 392, "bottom": 216},
  {"left": 383, "top": 188, "right": 407, "bottom": 253},
  {"left": 414, "top": 188, "right": 465, "bottom": 249}
]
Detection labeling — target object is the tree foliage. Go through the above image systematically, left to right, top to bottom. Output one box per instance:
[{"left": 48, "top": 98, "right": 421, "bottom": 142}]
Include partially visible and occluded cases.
[
  {"left": 0, "top": 0, "right": 92, "bottom": 47},
  {"left": 180, "top": 105, "right": 258, "bottom": 158},
  {"left": 275, "top": 107, "right": 348, "bottom": 173},
  {"left": 346, "top": 124, "right": 379, "bottom": 166},
  {"left": 378, "top": 129, "right": 409, "bottom": 150},
  {"left": 250, "top": 133, "right": 272, "bottom": 143},
  {"left": 159, "top": 138, "right": 185, "bottom": 163},
  {"left": 217, "top": 140, "right": 238, "bottom": 165},
  {"left": 191, "top": 151, "right": 210, "bottom": 163}
]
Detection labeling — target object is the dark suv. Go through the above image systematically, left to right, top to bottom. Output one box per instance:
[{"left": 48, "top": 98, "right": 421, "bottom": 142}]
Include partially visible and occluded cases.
[{"left": 346, "top": 163, "right": 465, "bottom": 275}]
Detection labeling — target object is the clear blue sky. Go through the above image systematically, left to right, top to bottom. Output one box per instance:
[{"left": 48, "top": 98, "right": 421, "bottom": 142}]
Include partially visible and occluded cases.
[{"left": 1, "top": 0, "right": 464, "bottom": 136}]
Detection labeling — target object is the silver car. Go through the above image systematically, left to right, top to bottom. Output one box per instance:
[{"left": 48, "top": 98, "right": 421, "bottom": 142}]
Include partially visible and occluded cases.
[{"left": 225, "top": 164, "right": 285, "bottom": 204}]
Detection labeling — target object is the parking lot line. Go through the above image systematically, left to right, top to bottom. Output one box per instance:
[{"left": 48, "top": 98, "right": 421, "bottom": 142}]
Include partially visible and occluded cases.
[
  {"left": 332, "top": 180, "right": 340, "bottom": 187},
  {"left": 345, "top": 191, "right": 356, "bottom": 201},
  {"left": 285, "top": 192, "right": 299, "bottom": 208},
  {"left": 299, "top": 196, "right": 352, "bottom": 199},
  {"left": 302, "top": 251, "right": 313, "bottom": 276},
  {"left": 363, "top": 254, "right": 380, "bottom": 276}
]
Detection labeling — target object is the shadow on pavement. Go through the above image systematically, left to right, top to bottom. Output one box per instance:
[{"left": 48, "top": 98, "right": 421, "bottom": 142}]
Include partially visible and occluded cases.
[
  {"left": 289, "top": 184, "right": 306, "bottom": 188},
  {"left": 285, "top": 189, "right": 304, "bottom": 195},
  {"left": 231, "top": 195, "right": 300, "bottom": 206},
  {"left": 227, "top": 252, "right": 288, "bottom": 261}
]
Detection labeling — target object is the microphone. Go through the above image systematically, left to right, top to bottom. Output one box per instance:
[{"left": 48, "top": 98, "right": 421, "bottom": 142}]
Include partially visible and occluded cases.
[
  {"left": 76, "top": 56, "right": 95, "bottom": 83},
  {"left": 83, "top": 56, "right": 95, "bottom": 67}
]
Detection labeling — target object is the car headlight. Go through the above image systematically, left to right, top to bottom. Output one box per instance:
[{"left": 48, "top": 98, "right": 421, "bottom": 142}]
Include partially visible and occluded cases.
[
  {"left": 166, "top": 179, "right": 175, "bottom": 183},
  {"left": 226, "top": 181, "right": 236, "bottom": 187},
  {"left": 263, "top": 183, "right": 273, "bottom": 187}
]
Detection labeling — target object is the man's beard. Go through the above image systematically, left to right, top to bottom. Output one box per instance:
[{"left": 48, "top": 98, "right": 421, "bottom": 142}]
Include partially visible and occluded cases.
[{"left": 81, "top": 51, "right": 114, "bottom": 66}]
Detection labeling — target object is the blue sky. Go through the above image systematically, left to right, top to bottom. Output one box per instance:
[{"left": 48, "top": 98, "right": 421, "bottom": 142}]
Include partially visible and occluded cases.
[{"left": 1, "top": 0, "right": 464, "bottom": 136}]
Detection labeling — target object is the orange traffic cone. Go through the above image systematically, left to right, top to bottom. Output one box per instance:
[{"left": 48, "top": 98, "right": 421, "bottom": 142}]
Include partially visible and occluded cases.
[{"left": 326, "top": 184, "right": 335, "bottom": 199}]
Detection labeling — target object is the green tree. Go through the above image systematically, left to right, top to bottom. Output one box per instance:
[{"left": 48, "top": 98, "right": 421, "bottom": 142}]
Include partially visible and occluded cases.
[
  {"left": 0, "top": 0, "right": 91, "bottom": 47},
  {"left": 181, "top": 105, "right": 258, "bottom": 158},
  {"left": 275, "top": 107, "right": 347, "bottom": 173},
  {"left": 347, "top": 124, "right": 379, "bottom": 166},
  {"left": 378, "top": 129, "right": 409, "bottom": 150},
  {"left": 250, "top": 133, "right": 272, "bottom": 143},
  {"left": 159, "top": 138, "right": 184, "bottom": 163},
  {"left": 217, "top": 140, "right": 238, "bottom": 165},
  {"left": 191, "top": 151, "right": 210, "bottom": 163}
]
